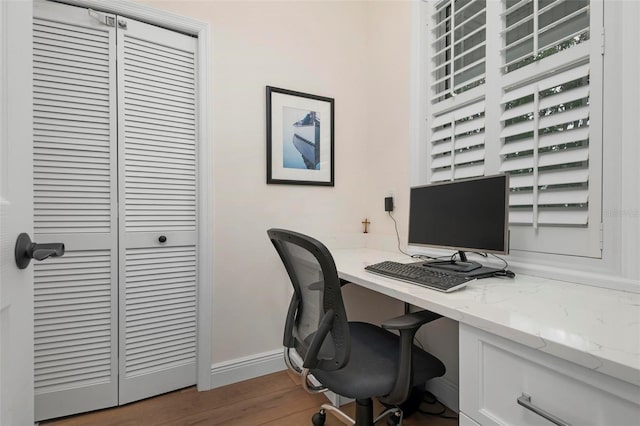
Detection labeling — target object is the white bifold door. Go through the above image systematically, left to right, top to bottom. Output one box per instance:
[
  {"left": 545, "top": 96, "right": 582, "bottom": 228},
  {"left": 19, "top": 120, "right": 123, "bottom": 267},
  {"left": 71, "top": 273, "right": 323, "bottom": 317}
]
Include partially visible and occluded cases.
[{"left": 32, "top": 0, "right": 198, "bottom": 420}]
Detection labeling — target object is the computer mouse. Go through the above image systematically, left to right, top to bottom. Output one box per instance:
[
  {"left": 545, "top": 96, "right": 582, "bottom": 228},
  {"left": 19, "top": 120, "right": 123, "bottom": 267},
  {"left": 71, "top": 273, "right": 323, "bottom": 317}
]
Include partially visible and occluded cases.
[{"left": 504, "top": 270, "right": 515, "bottom": 278}]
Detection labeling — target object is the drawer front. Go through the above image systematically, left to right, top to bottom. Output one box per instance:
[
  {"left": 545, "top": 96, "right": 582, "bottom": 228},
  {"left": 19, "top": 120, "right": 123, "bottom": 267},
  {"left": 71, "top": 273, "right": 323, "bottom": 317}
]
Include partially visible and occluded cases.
[{"left": 460, "top": 324, "right": 640, "bottom": 426}]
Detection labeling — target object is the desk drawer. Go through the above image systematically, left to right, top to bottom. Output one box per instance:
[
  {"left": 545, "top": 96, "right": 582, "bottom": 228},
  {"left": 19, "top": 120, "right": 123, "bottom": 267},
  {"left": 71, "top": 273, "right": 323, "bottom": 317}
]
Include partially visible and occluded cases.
[{"left": 459, "top": 324, "right": 640, "bottom": 426}]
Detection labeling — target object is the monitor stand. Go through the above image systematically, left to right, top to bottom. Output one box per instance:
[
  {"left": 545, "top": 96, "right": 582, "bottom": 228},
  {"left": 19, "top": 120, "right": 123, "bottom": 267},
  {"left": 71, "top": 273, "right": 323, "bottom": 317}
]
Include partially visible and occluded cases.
[{"left": 423, "top": 251, "right": 482, "bottom": 273}]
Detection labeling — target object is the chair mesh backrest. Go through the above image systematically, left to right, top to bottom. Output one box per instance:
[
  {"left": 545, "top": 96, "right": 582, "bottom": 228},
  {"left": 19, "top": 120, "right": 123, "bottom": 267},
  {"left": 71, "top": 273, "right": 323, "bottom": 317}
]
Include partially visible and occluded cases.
[{"left": 268, "top": 229, "right": 350, "bottom": 371}]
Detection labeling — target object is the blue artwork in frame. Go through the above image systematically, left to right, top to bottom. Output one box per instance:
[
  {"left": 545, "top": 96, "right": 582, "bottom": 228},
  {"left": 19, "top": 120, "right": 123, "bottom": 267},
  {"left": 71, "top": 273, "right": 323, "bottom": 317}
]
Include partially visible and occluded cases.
[{"left": 266, "top": 86, "right": 334, "bottom": 186}]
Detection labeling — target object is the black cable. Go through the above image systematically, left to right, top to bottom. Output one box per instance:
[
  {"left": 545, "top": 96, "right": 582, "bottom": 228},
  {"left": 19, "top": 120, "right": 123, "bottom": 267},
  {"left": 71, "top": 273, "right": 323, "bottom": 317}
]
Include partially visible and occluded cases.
[
  {"left": 388, "top": 211, "right": 412, "bottom": 257},
  {"left": 387, "top": 212, "right": 452, "bottom": 262},
  {"left": 455, "top": 251, "right": 488, "bottom": 260},
  {"left": 413, "top": 253, "right": 449, "bottom": 261},
  {"left": 490, "top": 253, "right": 509, "bottom": 269},
  {"left": 431, "top": 254, "right": 454, "bottom": 261},
  {"left": 418, "top": 390, "right": 459, "bottom": 420},
  {"left": 422, "top": 391, "right": 437, "bottom": 404},
  {"left": 419, "top": 406, "right": 446, "bottom": 415}
]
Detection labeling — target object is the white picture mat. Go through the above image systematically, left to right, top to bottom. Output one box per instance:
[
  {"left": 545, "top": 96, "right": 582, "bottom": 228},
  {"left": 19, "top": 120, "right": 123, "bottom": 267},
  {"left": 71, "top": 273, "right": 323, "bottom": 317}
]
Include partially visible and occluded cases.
[{"left": 270, "top": 91, "right": 332, "bottom": 182}]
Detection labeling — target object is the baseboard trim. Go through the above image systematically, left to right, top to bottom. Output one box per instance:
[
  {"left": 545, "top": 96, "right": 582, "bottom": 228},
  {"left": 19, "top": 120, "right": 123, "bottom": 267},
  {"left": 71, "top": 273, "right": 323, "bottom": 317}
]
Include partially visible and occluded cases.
[
  {"left": 210, "top": 349, "right": 286, "bottom": 389},
  {"left": 426, "top": 376, "right": 459, "bottom": 413}
]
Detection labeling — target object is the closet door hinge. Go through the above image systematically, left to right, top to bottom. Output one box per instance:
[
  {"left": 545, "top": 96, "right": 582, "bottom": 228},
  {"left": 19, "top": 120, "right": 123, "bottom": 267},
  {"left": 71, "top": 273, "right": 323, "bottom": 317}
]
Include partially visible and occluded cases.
[
  {"left": 88, "top": 9, "right": 116, "bottom": 27},
  {"left": 117, "top": 19, "right": 128, "bottom": 30}
]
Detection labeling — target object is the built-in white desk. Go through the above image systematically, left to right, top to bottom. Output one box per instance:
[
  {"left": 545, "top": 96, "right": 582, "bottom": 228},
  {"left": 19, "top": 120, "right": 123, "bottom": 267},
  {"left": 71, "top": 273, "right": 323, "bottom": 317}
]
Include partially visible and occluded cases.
[{"left": 332, "top": 248, "right": 640, "bottom": 426}]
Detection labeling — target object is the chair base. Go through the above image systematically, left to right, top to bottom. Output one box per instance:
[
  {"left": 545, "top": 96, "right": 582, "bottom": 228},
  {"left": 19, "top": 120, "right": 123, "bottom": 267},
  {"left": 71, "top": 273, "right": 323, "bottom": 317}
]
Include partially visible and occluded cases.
[{"left": 314, "top": 398, "right": 403, "bottom": 426}]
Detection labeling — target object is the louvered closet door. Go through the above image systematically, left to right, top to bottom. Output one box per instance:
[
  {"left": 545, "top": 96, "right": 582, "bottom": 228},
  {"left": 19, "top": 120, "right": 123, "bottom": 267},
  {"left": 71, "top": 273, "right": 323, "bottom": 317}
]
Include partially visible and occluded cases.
[
  {"left": 33, "top": 0, "right": 118, "bottom": 421},
  {"left": 116, "top": 17, "right": 198, "bottom": 405}
]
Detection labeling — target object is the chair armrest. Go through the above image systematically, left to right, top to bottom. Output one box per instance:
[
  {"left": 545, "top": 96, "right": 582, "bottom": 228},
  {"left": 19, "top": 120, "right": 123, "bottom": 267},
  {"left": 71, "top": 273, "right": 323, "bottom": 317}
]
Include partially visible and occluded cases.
[
  {"left": 283, "top": 293, "right": 299, "bottom": 348},
  {"left": 302, "top": 309, "right": 334, "bottom": 369},
  {"left": 379, "top": 310, "right": 442, "bottom": 405},
  {"left": 381, "top": 310, "right": 442, "bottom": 331}
]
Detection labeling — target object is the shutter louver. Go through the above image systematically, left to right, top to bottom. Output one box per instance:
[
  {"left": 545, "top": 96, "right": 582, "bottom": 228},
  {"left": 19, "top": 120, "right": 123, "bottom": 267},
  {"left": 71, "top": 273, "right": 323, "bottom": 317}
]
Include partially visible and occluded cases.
[
  {"left": 431, "top": 0, "right": 487, "bottom": 104},
  {"left": 502, "top": 0, "right": 590, "bottom": 73},
  {"left": 121, "top": 36, "right": 196, "bottom": 232},
  {"left": 500, "top": 62, "right": 590, "bottom": 226},
  {"left": 430, "top": 98, "right": 485, "bottom": 182}
]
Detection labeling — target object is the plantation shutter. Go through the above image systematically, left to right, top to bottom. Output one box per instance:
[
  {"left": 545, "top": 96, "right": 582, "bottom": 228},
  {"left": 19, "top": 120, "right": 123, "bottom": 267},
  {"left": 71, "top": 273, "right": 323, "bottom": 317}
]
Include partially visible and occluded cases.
[
  {"left": 424, "top": 0, "right": 602, "bottom": 257},
  {"left": 428, "top": 0, "right": 487, "bottom": 184},
  {"left": 430, "top": 0, "right": 487, "bottom": 103},
  {"left": 498, "top": 0, "right": 602, "bottom": 256},
  {"left": 501, "top": 0, "right": 590, "bottom": 74},
  {"left": 32, "top": 1, "right": 118, "bottom": 420},
  {"left": 116, "top": 17, "right": 198, "bottom": 405},
  {"left": 500, "top": 63, "right": 590, "bottom": 226},
  {"left": 430, "top": 99, "right": 486, "bottom": 182}
]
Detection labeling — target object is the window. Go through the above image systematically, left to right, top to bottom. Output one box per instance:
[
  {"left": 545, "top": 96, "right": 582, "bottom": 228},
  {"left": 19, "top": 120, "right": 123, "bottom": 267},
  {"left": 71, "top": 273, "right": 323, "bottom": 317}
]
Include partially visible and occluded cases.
[{"left": 422, "top": 0, "right": 603, "bottom": 257}]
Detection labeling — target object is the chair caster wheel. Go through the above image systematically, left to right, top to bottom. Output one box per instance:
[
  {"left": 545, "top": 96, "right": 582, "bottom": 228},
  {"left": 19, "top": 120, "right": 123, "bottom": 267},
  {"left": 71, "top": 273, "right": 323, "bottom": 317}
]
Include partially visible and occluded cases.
[
  {"left": 312, "top": 409, "right": 326, "bottom": 425},
  {"left": 387, "top": 411, "right": 401, "bottom": 426}
]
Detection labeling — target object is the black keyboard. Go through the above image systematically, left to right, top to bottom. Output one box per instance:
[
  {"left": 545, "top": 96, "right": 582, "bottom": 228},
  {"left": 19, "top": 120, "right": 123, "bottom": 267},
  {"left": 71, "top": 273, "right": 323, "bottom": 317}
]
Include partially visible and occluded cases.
[{"left": 364, "top": 261, "right": 474, "bottom": 292}]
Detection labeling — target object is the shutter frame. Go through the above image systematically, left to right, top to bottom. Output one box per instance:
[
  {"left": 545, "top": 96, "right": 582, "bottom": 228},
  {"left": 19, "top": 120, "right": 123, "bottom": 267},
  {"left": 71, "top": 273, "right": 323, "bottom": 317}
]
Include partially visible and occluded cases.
[
  {"left": 422, "top": 0, "right": 603, "bottom": 258},
  {"left": 500, "top": 58, "right": 591, "bottom": 227}
]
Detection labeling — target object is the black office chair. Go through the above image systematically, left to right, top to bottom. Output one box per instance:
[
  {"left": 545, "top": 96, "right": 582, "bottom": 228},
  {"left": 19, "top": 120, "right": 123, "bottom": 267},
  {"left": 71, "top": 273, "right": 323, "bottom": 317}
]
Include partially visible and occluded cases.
[{"left": 267, "top": 229, "right": 446, "bottom": 426}]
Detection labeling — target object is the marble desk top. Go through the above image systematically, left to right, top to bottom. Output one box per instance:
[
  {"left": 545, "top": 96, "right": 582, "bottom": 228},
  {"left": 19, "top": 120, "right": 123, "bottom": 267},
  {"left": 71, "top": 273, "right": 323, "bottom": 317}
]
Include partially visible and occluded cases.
[{"left": 331, "top": 248, "right": 640, "bottom": 388}]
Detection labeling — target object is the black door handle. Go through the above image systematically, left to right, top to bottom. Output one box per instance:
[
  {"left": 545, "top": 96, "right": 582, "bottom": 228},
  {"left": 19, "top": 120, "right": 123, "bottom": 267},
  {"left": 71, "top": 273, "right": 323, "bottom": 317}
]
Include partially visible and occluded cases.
[{"left": 15, "top": 233, "right": 65, "bottom": 269}]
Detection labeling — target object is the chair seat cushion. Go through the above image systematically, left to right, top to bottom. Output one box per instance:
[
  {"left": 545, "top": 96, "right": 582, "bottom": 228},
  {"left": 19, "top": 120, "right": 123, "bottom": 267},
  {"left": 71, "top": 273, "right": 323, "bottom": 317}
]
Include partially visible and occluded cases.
[{"left": 310, "top": 322, "right": 445, "bottom": 400}]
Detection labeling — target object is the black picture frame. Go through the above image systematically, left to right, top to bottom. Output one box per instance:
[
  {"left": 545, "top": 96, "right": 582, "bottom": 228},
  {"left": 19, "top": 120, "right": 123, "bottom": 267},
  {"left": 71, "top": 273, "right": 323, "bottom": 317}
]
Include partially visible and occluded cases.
[{"left": 266, "top": 86, "right": 335, "bottom": 186}]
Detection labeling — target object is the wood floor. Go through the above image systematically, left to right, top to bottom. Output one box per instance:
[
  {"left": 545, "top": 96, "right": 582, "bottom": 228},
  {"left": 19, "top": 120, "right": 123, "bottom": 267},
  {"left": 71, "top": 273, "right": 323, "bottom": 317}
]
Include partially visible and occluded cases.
[{"left": 41, "top": 371, "right": 459, "bottom": 426}]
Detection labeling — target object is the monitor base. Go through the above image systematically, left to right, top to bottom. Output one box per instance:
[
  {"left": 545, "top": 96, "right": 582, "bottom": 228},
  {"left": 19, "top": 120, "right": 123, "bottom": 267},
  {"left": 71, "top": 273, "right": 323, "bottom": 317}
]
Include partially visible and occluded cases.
[
  {"left": 423, "top": 250, "right": 482, "bottom": 273},
  {"left": 422, "top": 259, "right": 482, "bottom": 273}
]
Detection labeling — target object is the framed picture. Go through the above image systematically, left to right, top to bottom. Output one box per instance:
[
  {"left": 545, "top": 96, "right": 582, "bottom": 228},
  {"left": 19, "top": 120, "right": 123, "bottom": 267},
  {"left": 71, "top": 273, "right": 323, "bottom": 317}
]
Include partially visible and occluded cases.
[{"left": 266, "top": 86, "right": 334, "bottom": 186}]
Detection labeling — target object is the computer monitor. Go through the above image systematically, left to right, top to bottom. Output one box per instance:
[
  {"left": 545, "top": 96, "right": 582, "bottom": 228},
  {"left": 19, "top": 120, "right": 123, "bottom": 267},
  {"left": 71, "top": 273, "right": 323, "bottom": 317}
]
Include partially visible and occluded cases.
[{"left": 408, "top": 174, "right": 509, "bottom": 273}]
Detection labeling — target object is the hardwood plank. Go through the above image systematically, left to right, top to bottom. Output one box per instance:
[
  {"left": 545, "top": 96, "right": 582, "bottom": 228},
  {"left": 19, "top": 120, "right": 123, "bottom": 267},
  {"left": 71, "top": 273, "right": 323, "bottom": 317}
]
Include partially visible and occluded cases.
[
  {"left": 41, "top": 371, "right": 459, "bottom": 426},
  {"left": 41, "top": 372, "right": 298, "bottom": 426},
  {"left": 155, "top": 386, "right": 327, "bottom": 426}
]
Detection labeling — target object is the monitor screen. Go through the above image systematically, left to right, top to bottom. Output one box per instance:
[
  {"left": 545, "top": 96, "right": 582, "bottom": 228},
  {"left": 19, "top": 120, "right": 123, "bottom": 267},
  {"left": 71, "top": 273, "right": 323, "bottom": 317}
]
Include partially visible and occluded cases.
[{"left": 408, "top": 174, "right": 509, "bottom": 255}]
